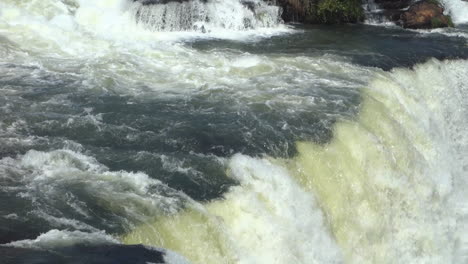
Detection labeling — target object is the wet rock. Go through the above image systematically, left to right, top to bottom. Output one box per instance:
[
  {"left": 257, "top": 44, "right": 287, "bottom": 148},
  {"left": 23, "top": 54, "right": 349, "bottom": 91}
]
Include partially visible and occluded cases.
[
  {"left": 275, "top": 0, "right": 316, "bottom": 22},
  {"left": 374, "top": 0, "right": 412, "bottom": 10},
  {"left": 400, "top": 0, "right": 453, "bottom": 29},
  {"left": 382, "top": 9, "right": 405, "bottom": 22}
]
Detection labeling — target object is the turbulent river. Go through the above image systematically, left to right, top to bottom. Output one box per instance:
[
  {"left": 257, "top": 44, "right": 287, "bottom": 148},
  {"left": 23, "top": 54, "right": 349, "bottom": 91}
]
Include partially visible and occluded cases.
[{"left": 1, "top": 0, "right": 468, "bottom": 263}]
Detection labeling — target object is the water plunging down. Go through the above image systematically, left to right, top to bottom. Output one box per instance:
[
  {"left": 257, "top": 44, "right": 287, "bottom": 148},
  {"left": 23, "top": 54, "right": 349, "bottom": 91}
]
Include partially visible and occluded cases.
[
  {"left": 130, "top": 0, "right": 282, "bottom": 32},
  {"left": 362, "top": 0, "right": 389, "bottom": 24}
]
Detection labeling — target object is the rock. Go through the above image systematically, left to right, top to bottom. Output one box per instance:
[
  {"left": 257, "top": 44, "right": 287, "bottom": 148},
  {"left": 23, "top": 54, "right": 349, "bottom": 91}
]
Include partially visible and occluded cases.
[
  {"left": 276, "top": 0, "right": 364, "bottom": 24},
  {"left": 276, "top": 0, "right": 317, "bottom": 23},
  {"left": 374, "top": 0, "right": 412, "bottom": 10},
  {"left": 400, "top": 0, "right": 453, "bottom": 29},
  {"left": 382, "top": 9, "right": 405, "bottom": 22}
]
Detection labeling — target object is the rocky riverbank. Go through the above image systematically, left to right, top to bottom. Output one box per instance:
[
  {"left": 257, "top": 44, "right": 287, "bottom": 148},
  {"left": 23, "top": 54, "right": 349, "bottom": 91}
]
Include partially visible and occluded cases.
[
  {"left": 132, "top": 0, "right": 457, "bottom": 29},
  {"left": 276, "top": 0, "right": 454, "bottom": 28},
  {"left": 277, "top": 0, "right": 364, "bottom": 23},
  {"left": 400, "top": 0, "right": 454, "bottom": 28}
]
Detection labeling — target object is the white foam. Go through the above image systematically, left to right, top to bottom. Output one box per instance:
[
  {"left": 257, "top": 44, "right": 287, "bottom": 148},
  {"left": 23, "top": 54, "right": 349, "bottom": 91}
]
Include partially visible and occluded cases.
[
  {"left": 0, "top": 0, "right": 291, "bottom": 48},
  {"left": 0, "top": 0, "right": 297, "bottom": 101},
  {"left": 130, "top": 0, "right": 282, "bottom": 32},
  {"left": 363, "top": 0, "right": 394, "bottom": 25},
  {"left": 364, "top": 0, "right": 468, "bottom": 27},
  {"left": 442, "top": 0, "right": 468, "bottom": 24},
  {"left": 426, "top": 28, "right": 468, "bottom": 39},
  {"left": 231, "top": 56, "right": 262, "bottom": 68},
  {"left": 120, "top": 59, "right": 468, "bottom": 264},
  {"left": 286, "top": 59, "right": 468, "bottom": 263},
  {"left": 0, "top": 149, "right": 186, "bottom": 228},
  {"left": 122, "top": 153, "right": 343, "bottom": 263},
  {"left": 223, "top": 154, "right": 343, "bottom": 263},
  {"left": 32, "top": 211, "right": 100, "bottom": 232},
  {"left": 3, "top": 213, "right": 19, "bottom": 220},
  {"left": 4, "top": 229, "right": 119, "bottom": 249},
  {"left": 163, "top": 249, "right": 192, "bottom": 264}
]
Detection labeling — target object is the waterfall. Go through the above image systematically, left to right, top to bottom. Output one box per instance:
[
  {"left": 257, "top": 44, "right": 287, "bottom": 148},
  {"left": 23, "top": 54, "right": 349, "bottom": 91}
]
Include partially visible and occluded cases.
[
  {"left": 130, "top": 0, "right": 283, "bottom": 32},
  {"left": 362, "top": 0, "right": 388, "bottom": 24},
  {"left": 441, "top": 0, "right": 468, "bottom": 24}
]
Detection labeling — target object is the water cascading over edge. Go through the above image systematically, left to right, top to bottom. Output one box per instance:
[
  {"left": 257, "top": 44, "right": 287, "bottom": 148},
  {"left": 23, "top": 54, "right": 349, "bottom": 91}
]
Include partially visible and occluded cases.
[{"left": 129, "top": 0, "right": 283, "bottom": 32}]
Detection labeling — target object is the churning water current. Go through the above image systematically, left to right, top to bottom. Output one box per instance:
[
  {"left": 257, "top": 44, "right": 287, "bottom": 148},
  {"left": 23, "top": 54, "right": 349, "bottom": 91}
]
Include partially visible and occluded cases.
[{"left": 1, "top": 0, "right": 468, "bottom": 263}]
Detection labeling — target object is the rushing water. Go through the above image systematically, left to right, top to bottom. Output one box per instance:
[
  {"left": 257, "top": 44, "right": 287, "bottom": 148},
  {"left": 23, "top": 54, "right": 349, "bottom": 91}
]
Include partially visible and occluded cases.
[{"left": 1, "top": 0, "right": 468, "bottom": 263}]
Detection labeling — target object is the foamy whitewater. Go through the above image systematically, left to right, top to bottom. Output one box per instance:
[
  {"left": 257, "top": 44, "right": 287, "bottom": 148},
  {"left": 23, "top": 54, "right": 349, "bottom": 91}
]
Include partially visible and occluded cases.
[
  {"left": 1, "top": 0, "right": 468, "bottom": 264},
  {"left": 442, "top": 0, "right": 468, "bottom": 24}
]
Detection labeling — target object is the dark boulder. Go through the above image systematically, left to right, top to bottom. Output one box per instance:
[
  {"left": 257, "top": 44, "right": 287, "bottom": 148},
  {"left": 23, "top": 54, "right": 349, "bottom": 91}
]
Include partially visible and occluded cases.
[
  {"left": 276, "top": 0, "right": 317, "bottom": 23},
  {"left": 374, "top": 0, "right": 412, "bottom": 10},
  {"left": 400, "top": 0, "right": 453, "bottom": 29}
]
